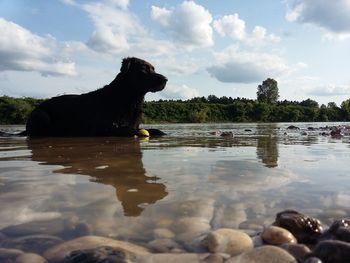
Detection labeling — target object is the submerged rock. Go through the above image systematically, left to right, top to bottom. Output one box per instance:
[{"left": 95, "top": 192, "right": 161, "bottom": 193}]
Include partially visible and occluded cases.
[
  {"left": 287, "top": 125, "right": 300, "bottom": 130},
  {"left": 273, "top": 210, "right": 323, "bottom": 243},
  {"left": 202, "top": 228, "right": 253, "bottom": 256},
  {"left": 1, "top": 234, "right": 63, "bottom": 254},
  {"left": 43, "top": 236, "right": 150, "bottom": 263},
  {"left": 60, "top": 246, "right": 135, "bottom": 263},
  {"left": 0, "top": 248, "right": 24, "bottom": 260}
]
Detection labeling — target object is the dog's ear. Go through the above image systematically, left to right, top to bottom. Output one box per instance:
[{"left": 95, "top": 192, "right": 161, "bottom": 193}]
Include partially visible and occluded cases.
[{"left": 120, "top": 58, "right": 132, "bottom": 73}]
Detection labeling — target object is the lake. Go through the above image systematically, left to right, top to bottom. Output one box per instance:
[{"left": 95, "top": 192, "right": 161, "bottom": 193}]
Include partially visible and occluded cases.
[{"left": 0, "top": 122, "right": 350, "bottom": 259}]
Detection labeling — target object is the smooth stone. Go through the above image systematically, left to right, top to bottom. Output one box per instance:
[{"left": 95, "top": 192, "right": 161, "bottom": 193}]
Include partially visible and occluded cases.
[
  {"left": 170, "top": 199, "right": 214, "bottom": 220},
  {"left": 273, "top": 210, "right": 323, "bottom": 243},
  {"left": 261, "top": 226, "right": 297, "bottom": 245},
  {"left": 153, "top": 228, "right": 175, "bottom": 239},
  {"left": 203, "top": 228, "right": 253, "bottom": 256},
  {"left": 1, "top": 234, "right": 63, "bottom": 254},
  {"left": 43, "top": 235, "right": 150, "bottom": 263},
  {"left": 147, "top": 238, "right": 181, "bottom": 253},
  {"left": 311, "top": 240, "right": 350, "bottom": 263},
  {"left": 280, "top": 243, "right": 311, "bottom": 261},
  {"left": 227, "top": 245, "right": 298, "bottom": 263},
  {"left": 0, "top": 248, "right": 24, "bottom": 259},
  {"left": 15, "top": 253, "right": 47, "bottom": 263},
  {"left": 139, "top": 253, "right": 210, "bottom": 263}
]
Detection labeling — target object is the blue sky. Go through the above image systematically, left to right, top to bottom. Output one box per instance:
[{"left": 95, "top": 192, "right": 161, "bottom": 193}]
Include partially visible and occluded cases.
[{"left": 0, "top": 0, "right": 349, "bottom": 105}]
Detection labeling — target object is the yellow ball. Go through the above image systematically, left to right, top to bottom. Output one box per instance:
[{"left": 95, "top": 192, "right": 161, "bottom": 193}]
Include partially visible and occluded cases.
[{"left": 138, "top": 129, "right": 150, "bottom": 137}]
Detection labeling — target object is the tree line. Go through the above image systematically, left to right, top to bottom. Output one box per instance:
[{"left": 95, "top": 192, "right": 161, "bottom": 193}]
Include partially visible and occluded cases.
[{"left": 1, "top": 78, "right": 350, "bottom": 124}]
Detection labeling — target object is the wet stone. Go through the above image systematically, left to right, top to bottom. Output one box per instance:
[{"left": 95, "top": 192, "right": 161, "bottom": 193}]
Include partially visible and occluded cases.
[
  {"left": 273, "top": 210, "right": 323, "bottom": 243},
  {"left": 325, "top": 219, "right": 350, "bottom": 242},
  {"left": 261, "top": 226, "right": 297, "bottom": 245},
  {"left": 203, "top": 228, "right": 253, "bottom": 256},
  {"left": 1, "top": 234, "right": 63, "bottom": 254},
  {"left": 311, "top": 240, "right": 350, "bottom": 263},
  {"left": 227, "top": 245, "right": 297, "bottom": 263},
  {"left": 15, "top": 253, "right": 47, "bottom": 263},
  {"left": 304, "top": 257, "right": 323, "bottom": 263}
]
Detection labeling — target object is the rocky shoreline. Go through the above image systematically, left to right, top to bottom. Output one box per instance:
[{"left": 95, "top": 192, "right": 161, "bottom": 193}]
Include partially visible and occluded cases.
[{"left": 1, "top": 209, "right": 350, "bottom": 263}]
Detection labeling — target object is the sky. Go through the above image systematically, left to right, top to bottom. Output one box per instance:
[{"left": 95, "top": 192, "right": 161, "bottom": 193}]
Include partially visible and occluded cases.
[{"left": 0, "top": 0, "right": 350, "bottom": 105}]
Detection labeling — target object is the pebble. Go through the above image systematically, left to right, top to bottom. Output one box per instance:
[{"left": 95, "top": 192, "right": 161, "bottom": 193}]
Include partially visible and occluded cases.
[
  {"left": 261, "top": 226, "right": 297, "bottom": 245},
  {"left": 203, "top": 228, "right": 253, "bottom": 256},
  {"left": 43, "top": 235, "right": 150, "bottom": 263},
  {"left": 311, "top": 240, "right": 350, "bottom": 263},
  {"left": 280, "top": 243, "right": 311, "bottom": 261},
  {"left": 227, "top": 245, "right": 297, "bottom": 263},
  {"left": 15, "top": 253, "right": 47, "bottom": 263}
]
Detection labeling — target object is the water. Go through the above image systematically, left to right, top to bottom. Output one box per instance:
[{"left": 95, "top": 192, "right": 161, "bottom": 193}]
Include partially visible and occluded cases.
[{"left": 0, "top": 123, "right": 350, "bottom": 253}]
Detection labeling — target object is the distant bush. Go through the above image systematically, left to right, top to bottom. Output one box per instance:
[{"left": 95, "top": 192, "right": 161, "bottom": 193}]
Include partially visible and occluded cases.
[
  {"left": 0, "top": 95, "right": 349, "bottom": 124},
  {"left": 0, "top": 96, "right": 43, "bottom": 124}
]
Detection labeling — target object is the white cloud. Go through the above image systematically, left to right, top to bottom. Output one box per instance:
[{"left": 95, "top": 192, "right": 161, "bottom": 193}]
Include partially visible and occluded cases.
[
  {"left": 105, "top": 0, "right": 129, "bottom": 10},
  {"left": 286, "top": 0, "right": 350, "bottom": 39},
  {"left": 151, "top": 1, "right": 213, "bottom": 48},
  {"left": 83, "top": 2, "right": 144, "bottom": 54},
  {"left": 213, "top": 14, "right": 280, "bottom": 47},
  {"left": 213, "top": 14, "right": 246, "bottom": 40},
  {"left": 0, "top": 18, "right": 76, "bottom": 76},
  {"left": 207, "top": 45, "right": 289, "bottom": 83},
  {"left": 160, "top": 84, "right": 199, "bottom": 100},
  {"left": 307, "top": 84, "right": 350, "bottom": 96}
]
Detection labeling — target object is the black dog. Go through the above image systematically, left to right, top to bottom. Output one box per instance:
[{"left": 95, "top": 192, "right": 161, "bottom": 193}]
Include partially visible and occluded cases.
[{"left": 25, "top": 57, "right": 167, "bottom": 137}]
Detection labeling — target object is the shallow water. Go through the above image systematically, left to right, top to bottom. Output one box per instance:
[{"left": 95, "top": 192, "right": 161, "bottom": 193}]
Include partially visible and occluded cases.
[{"left": 0, "top": 123, "right": 350, "bottom": 251}]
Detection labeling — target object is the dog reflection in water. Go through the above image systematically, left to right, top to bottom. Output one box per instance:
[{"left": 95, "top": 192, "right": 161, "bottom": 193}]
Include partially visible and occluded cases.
[{"left": 28, "top": 138, "right": 168, "bottom": 216}]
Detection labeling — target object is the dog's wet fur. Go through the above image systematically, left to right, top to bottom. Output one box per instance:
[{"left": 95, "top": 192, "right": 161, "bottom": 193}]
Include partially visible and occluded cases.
[{"left": 23, "top": 57, "right": 167, "bottom": 137}]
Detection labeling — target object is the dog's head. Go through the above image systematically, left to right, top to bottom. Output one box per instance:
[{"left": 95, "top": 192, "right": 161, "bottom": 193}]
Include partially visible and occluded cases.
[{"left": 115, "top": 57, "right": 167, "bottom": 93}]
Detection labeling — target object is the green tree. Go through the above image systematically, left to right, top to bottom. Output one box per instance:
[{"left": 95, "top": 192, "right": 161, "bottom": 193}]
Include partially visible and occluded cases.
[
  {"left": 257, "top": 78, "right": 279, "bottom": 104},
  {"left": 341, "top": 98, "right": 350, "bottom": 120}
]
